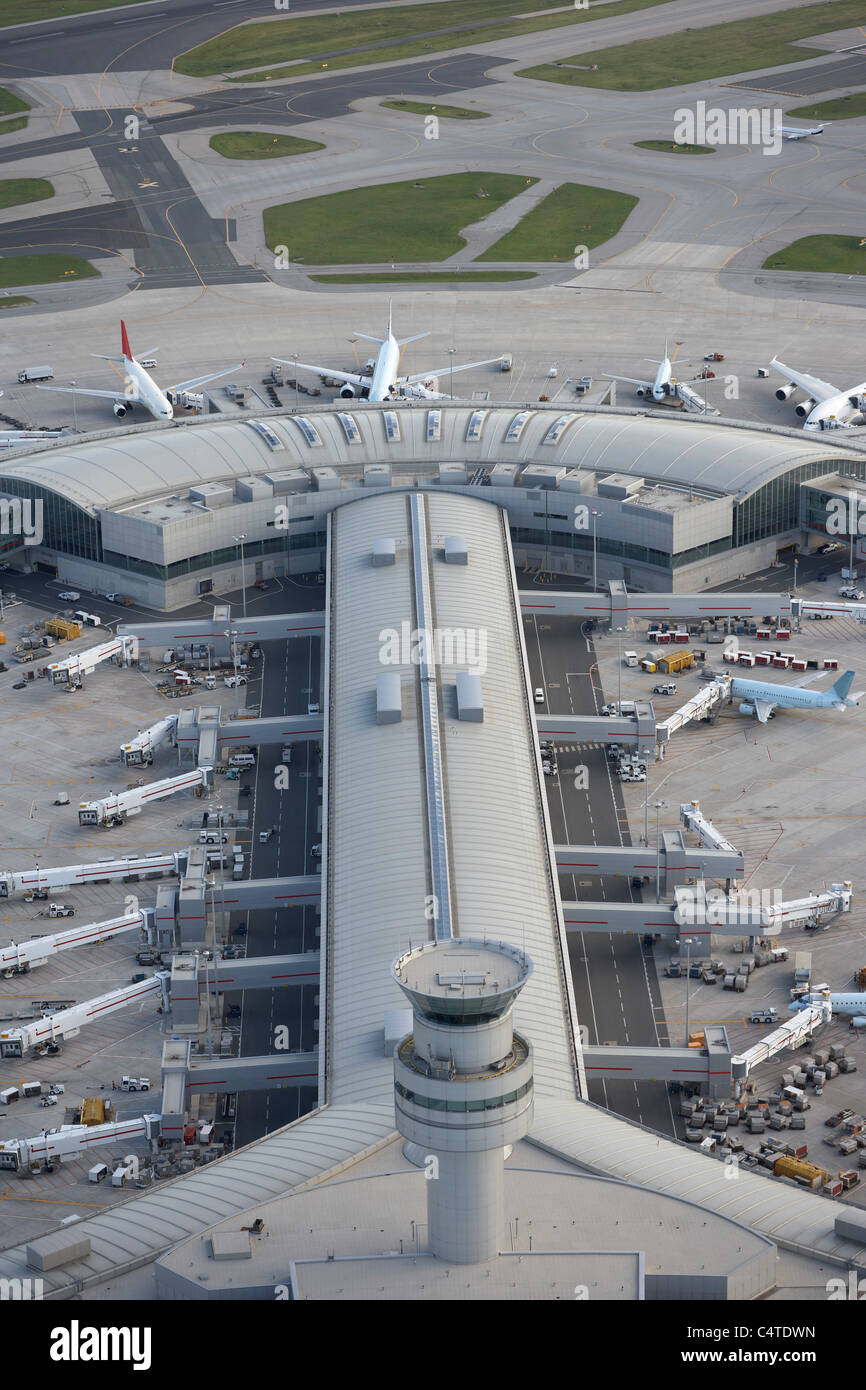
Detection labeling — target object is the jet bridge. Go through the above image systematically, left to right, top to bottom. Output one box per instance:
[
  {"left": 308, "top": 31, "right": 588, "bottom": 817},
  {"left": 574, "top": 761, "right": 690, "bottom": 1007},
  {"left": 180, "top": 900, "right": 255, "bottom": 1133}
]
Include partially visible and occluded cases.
[
  {"left": 520, "top": 588, "right": 794, "bottom": 625},
  {"left": 118, "top": 610, "right": 325, "bottom": 648},
  {"left": 48, "top": 634, "right": 138, "bottom": 685},
  {"left": 656, "top": 681, "right": 730, "bottom": 753},
  {"left": 537, "top": 706, "right": 656, "bottom": 750},
  {"left": 120, "top": 715, "right": 178, "bottom": 766},
  {"left": 78, "top": 767, "right": 209, "bottom": 827},
  {"left": 680, "top": 801, "right": 740, "bottom": 856},
  {"left": 555, "top": 838, "right": 743, "bottom": 885},
  {"left": 0, "top": 851, "right": 186, "bottom": 897},
  {"left": 561, "top": 881, "right": 852, "bottom": 941},
  {"left": 0, "top": 909, "right": 147, "bottom": 972},
  {"left": 0, "top": 973, "right": 169, "bottom": 1058},
  {"left": 730, "top": 1006, "right": 829, "bottom": 1080},
  {"left": 583, "top": 1027, "right": 733, "bottom": 1098},
  {"left": 159, "top": 1037, "right": 318, "bottom": 1136},
  {"left": 0, "top": 1116, "right": 161, "bottom": 1173}
]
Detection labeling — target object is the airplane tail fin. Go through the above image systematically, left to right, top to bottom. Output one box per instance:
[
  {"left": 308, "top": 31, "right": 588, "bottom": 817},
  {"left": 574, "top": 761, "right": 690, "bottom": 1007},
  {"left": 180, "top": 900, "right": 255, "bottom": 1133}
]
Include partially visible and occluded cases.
[
  {"left": 387, "top": 298, "right": 392, "bottom": 338},
  {"left": 121, "top": 320, "right": 132, "bottom": 360},
  {"left": 830, "top": 670, "right": 855, "bottom": 701}
]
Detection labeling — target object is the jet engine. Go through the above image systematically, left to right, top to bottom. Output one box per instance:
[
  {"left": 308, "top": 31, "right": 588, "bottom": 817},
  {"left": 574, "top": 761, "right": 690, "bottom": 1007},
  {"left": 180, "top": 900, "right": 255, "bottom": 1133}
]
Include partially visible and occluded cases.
[
  {"left": 775, "top": 383, "right": 796, "bottom": 401},
  {"left": 339, "top": 384, "right": 355, "bottom": 399},
  {"left": 635, "top": 385, "right": 648, "bottom": 398},
  {"left": 795, "top": 397, "right": 817, "bottom": 418},
  {"left": 113, "top": 401, "right": 129, "bottom": 418},
  {"left": 737, "top": 702, "right": 755, "bottom": 716}
]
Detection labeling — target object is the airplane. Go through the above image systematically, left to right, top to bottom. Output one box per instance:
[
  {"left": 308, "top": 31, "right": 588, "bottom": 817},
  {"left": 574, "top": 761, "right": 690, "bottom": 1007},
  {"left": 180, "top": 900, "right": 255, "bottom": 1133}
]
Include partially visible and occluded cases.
[
  {"left": 776, "top": 122, "right": 824, "bottom": 141},
  {"left": 274, "top": 303, "right": 504, "bottom": 402},
  {"left": 36, "top": 322, "right": 243, "bottom": 422},
  {"left": 602, "top": 339, "right": 717, "bottom": 414},
  {"left": 769, "top": 357, "right": 866, "bottom": 432},
  {"left": 722, "top": 668, "right": 864, "bottom": 723}
]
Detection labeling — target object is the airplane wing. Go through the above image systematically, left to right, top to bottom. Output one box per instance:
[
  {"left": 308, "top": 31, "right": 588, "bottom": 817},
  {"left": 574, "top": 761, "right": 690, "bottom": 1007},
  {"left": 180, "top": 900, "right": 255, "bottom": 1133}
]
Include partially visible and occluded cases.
[
  {"left": 401, "top": 356, "right": 504, "bottom": 386},
  {"left": 272, "top": 358, "right": 368, "bottom": 391},
  {"left": 769, "top": 358, "right": 837, "bottom": 403},
  {"left": 168, "top": 363, "right": 244, "bottom": 392},
  {"left": 602, "top": 373, "right": 653, "bottom": 390},
  {"left": 35, "top": 385, "right": 131, "bottom": 402},
  {"left": 754, "top": 699, "right": 776, "bottom": 723}
]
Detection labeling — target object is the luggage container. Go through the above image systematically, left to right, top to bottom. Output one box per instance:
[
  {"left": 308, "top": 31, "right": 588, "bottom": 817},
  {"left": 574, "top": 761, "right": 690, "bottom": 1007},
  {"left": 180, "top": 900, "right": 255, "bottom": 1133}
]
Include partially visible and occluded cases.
[
  {"left": 21, "top": 1081, "right": 42, "bottom": 1099},
  {"left": 0, "top": 1086, "right": 19, "bottom": 1104},
  {"left": 88, "top": 1163, "right": 108, "bottom": 1183}
]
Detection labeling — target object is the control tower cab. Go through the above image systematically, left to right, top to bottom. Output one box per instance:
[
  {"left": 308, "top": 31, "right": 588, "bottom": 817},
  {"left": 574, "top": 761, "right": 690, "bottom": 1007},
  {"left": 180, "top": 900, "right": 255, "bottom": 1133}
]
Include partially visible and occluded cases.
[{"left": 392, "top": 938, "right": 534, "bottom": 1264}]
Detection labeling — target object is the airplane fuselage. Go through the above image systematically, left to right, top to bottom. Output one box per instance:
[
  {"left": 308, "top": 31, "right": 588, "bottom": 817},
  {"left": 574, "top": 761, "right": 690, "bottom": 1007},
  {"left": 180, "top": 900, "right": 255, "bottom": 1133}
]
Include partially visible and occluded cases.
[
  {"left": 368, "top": 335, "right": 402, "bottom": 402},
  {"left": 651, "top": 356, "right": 674, "bottom": 401},
  {"left": 124, "top": 359, "right": 173, "bottom": 419},
  {"left": 803, "top": 382, "right": 866, "bottom": 431},
  {"left": 730, "top": 676, "right": 840, "bottom": 710}
]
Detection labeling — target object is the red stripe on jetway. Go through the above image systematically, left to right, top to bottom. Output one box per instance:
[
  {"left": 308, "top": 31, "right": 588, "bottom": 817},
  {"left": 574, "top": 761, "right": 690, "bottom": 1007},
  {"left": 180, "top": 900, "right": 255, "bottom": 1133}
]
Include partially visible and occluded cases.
[{"left": 186, "top": 1072, "right": 317, "bottom": 1089}]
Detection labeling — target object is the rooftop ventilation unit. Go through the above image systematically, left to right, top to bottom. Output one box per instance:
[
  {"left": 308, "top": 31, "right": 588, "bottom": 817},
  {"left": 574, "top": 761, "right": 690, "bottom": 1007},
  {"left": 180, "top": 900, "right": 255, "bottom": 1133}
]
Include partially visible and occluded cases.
[
  {"left": 444, "top": 535, "right": 468, "bottom": 565},
  {"left": 373, "top": 537, "right": 397, "bottom": 567},
  {"left": 376, "top": 671, "right": 402, "bottom": 724},
  {"left": 456, "top": 671, "right": 483, "bottom": 722}
]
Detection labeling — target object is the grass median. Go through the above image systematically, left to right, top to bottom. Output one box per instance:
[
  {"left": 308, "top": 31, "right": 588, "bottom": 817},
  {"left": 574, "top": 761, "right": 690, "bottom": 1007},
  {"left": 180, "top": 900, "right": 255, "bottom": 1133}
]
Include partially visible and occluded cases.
[
  {"left": 176, "top": 0, "right": 681, "bottom": 80},
  {"left": 517, "top": 0, "right": 866, "bottom": 91},
  {"left": 787, "top": 93, "right": 866, "bottom": 122},
  {"left": 381, "top": 100, "right": 489, "bottom": 120},
  {"left": 209, "top": 131, "right": 325, "bottom": 159},
  {"left": 635, "top": 139, "right": 714, "bottom": 154},
  {"left": 265, "top": 173, "right": 536, "bottom": 264},
  {"left": 0, "top": 179, "right": 54, "bottom": 210},
  {"left": 477, "top": 182, "right": 637, "bottom": 261},
  {"left": 763, "top": 235, "right": 866, "bottom": 276},
  {"left": 0, "top": 254, "right": 98, "bottom": 289}
]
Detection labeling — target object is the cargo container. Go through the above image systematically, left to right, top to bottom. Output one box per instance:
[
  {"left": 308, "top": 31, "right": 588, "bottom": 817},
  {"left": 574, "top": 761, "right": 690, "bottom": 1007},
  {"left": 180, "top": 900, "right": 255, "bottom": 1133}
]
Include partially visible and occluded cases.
[
  {"left": 657, "top": 649, "right": 694, "bottom": 676},
  {"left": 794, "top": 951, "right": 811, "bottom": 984},
  {"left": 773, "top": 1155, "right": 825, "bottom": 1188}
]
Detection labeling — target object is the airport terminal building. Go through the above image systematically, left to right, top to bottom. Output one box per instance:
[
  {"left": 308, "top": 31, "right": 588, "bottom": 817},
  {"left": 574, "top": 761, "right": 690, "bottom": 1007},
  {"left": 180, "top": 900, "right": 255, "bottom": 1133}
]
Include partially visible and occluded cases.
[{"left": 1, "top": 403, "right": 865, "bottom": 610}]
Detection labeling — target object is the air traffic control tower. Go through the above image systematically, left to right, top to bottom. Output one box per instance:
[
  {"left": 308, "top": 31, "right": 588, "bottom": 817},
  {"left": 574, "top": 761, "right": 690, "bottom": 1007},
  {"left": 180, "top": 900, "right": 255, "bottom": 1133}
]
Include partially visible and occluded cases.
[{"left": 392, "top": 938, "right": 534, "bottom": 1264}]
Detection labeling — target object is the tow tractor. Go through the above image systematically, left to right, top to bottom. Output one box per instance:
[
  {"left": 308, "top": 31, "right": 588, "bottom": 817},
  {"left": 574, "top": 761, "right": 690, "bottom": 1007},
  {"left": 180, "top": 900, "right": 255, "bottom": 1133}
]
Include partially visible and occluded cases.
[
  {"left": 704, "top": 351, "right": 725, "bottom": 361},
  {"left": 38, "top": 903, "right": 74, "bottom": 919}
]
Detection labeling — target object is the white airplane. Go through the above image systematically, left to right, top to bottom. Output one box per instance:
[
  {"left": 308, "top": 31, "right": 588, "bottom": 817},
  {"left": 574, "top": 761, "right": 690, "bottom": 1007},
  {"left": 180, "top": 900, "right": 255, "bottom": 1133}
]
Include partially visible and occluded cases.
[
  {"left": 776, "top": 122, "right": 824, "bottom": 140},
  {"left": 275, "top": 303, "right": 504, "bottom": 401},
  {"left": 36, "top": 321, "right": 243, "bottom": 421},
  {"left": 602, "top": 340, "right": 715, "bottom": 412},
  {"left": 769, "top": 357, "right": 866, "bottom": 432},
  {"left": 723, "top": 668, "right": 864, "bottom": 723}
]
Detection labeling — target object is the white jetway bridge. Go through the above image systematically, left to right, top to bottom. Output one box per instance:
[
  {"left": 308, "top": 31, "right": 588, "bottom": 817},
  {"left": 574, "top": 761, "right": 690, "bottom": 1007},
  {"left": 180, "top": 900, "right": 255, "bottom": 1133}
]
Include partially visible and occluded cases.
[
  {"left": 47, "top": 634, "right": 138, "bottom": 685},
  {"left": 78, "top": 768, "right": 209, "bottom": 827},
  {"left": 0, "top": 851, "right": 186, "bottom": 898},
  {"left": 0, "top": 909, "right": 147, "bottom": 973},
  {"left": 0, "top": 974, "right": 168, "bottom": 1058},
  {"left": 0, "top": 1116, "right": 161, "bottom": 1173}
]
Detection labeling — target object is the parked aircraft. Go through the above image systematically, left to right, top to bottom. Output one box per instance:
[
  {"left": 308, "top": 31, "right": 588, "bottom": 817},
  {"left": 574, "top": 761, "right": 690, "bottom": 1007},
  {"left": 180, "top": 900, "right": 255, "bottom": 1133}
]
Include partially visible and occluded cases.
[
  {"left": 275, "top": 303, "right": 504, "bottom": 401},
  {"left": 37, "top": 322, "right": 242, "bottom": 421},
  {"left": 602, "top": 340, "right": 716, "bottom": 413},
  {"left": 769, "top": 357, "right": 866, "bottom": 432},
  {"left": 724, "top": 669, "right": 864, "bottom": 723},
  {"left": 791, "top": 989, "right": 866, "bottom": 1019}
]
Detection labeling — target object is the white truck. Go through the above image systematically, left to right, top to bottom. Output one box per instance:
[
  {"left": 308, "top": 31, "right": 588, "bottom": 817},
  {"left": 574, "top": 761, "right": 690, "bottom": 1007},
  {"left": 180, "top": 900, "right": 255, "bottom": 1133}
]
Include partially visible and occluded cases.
[
  {"left": 18, "top": 365, "right": 54, "bottom": 383},
  {"left": 120, "top": 1075, "right": 150, "bottom": 1092}
]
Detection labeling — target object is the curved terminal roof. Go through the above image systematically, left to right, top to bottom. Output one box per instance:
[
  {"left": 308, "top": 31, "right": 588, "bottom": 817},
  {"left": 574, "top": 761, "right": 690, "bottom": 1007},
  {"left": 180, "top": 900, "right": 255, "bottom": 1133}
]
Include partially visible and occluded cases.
[{"left": 0, "top": 405, "right": 862, "bottom": 516}]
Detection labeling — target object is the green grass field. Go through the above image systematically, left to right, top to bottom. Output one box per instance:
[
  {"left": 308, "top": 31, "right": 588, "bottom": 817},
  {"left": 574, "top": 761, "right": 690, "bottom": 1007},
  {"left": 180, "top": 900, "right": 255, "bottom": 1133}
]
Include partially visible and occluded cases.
[
  {"left": 177, "top": 0, "right": 681, "bottom": 80},
  {"left": 517, "top": 0, "right": 866, "bottom": 91},
  {"left": 0, "top": 87, "right": 29, "bottom": 117},
  {"left": 787, "top": 92, "right": 866, "bottom": 122},
  {"left": 381, "top": 100, "right": 489, "bottom": 120},
  {"left": 0, "top": 117, "right": 28, "bottom": 137},
  {"left": 209, "top": 131, "right": 325, "bottom": 160},
  {"left": 635, "top": 139, "right": 714, "bottom": 154},
  {"left": 264, "top": 173, "right": 537, "bottom": 264},
  {"left": 0, "top": 179, "right": 54, "bottom": 211},
  {"left": 476, "top": 182, "right": 637, "bottom": 261},
  {"left": 763, "top": 235, "right": 866, "bottom": 276},
  {"left": 0, "top": 255, "right": 98, "bottom": 289},
  {"left": 310, "top": 271, "right": 537, "bottom": 283},
  {"left": 0, "top": 295, "right": 34, "bottom": 310}
]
